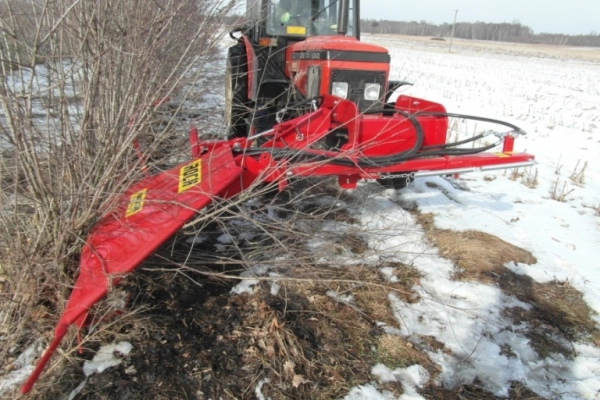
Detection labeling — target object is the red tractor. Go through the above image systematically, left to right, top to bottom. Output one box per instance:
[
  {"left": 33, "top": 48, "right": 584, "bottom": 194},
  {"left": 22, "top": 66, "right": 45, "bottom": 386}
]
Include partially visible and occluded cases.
[{"left": 22, "top": 0, "right": 534, "bottom": 393}]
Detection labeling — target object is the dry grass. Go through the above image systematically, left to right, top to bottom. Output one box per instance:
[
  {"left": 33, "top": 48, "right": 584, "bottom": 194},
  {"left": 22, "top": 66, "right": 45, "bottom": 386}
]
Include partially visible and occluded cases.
[
  {"left": 569, "top": 160, "right": 588, "bottom": 186},
  {"left": 521, "top": 167, "right": 539, "bottom": 189},
  {"left": 550, "top": 178, "right": 575, "bottom": 202},
  {"left": 415, "top": 211, "right": 600, "bottom": 359},
  {"left": 414, "top": 212, "right": 536, "bottom": 284},
  {"left": 239, "top": 264, "right": 440, "bottom": 400},
  {"left": 377, "top": 334, "right": 440, "bottom": 372},
  {"left": 422, "top": 381, "right": 545, "bottom": 400}
]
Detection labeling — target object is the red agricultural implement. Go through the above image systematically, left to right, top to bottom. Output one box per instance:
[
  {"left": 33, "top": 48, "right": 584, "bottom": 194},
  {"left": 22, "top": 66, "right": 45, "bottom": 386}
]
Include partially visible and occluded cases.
[{"left": 22, "top": 0, "right": 534, "bottom": 393}]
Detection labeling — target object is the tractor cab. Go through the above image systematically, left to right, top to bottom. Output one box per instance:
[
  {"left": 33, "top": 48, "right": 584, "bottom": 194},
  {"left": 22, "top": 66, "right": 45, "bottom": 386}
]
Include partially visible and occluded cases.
[
  {"left": 227, "top": 0, "right": 386, "bottom": 137},
  {"left": 245, "top": 0, "right": 360, "bottom": 40}
]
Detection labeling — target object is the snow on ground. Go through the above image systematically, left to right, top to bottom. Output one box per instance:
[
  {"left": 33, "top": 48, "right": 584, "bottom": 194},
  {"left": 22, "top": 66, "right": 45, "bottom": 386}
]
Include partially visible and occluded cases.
[
  {"left": 373, "top": 34, "right": 600, "bottom": 314},
  {"left": 343, "top": 35, "right": 600, "bottom": 399},
  {"left": 0, "top": 341, "right": 44, "bottom": 394},
  {"left": 67, "top": 342, "right": 133, "bottom": 400}
]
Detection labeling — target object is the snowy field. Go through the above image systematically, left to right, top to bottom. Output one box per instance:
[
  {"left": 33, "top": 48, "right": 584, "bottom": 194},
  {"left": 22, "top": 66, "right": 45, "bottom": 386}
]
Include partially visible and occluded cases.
[{"left": 339, "top": 35, "right": 600, "bottom": 399}]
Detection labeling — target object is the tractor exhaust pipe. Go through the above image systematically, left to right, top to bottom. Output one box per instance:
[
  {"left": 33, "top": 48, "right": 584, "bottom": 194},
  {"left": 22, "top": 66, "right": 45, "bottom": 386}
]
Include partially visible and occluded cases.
[{"left": 337, "top": 0, "right": 349, "bottom": 35}]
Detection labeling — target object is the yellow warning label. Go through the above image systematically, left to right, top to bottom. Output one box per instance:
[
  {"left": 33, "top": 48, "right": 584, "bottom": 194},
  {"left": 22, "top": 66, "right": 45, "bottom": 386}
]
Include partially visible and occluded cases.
[
  {"left": 287, "top": 26, "right": 307, "bottom": 35},
  {"left": 495, "top": 152, "right": 511, "bottom": 158},
  {"left": 178, "top": 160, "right": 202, "bottom": 193},
  {"left": 126, "top": 189, "right": 147, "bottom": 217}
]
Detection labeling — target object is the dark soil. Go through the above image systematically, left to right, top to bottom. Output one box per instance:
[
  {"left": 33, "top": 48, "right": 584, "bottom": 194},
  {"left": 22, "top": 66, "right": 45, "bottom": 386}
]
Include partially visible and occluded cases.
[{"left": 51, "top": 266, "right": 382, "bottom": 400}]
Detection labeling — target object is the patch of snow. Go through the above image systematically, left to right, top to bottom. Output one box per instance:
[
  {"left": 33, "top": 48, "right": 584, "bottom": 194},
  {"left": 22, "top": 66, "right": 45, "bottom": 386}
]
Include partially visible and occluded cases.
[
  {"left": 216, "top": 233, "right": 235, "bottom": 244},
  {"left": 186, "top": 234, "right": 209, "bottom": 244},
  {"left": 231, "top": 265, "right": 271, "bottom": 295},
  {"left": 380, "top": 266, "right": 399, "bottom": 283},
  {"left": 269, "top": 272, "right": 282, "bottom": 295},
  {"left": 230, "top": 279, "right": 259, "bottom": 295},
  {"left": 327, "top": 290, "right": 355, "bottom": 304},
  {"left": 0, "top": 341, "right": 44, "bottom": 395},
  {"left": 65, "top": 342, "right": 133, "bottom": 400},
  {"left": 82, "top": 342, "right": 133, "bottom": 376},
  {"left": 372, "top": 364, "right": 429, "bottom": 400},
  {"left": 394, "top": 365, "right": 430, "bottom": 400},
  {"left": 255, "top": 378, "right": 271, "bottom": 400},
  {"left": 67, "top": 380, "right": 87, "bottom": 400},
  {"left": 343, "top": 384, "right": 395, "bottom": 400}
]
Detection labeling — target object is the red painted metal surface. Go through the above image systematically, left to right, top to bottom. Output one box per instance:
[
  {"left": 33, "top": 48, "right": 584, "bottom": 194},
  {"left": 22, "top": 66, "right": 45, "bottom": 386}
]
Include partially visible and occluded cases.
[
  {"left": 289, "top": 37, "right": 391, "bottom": 98},
  {"left": 22, "top": 91, "right": 535, "bottom": 394},
  {"left": 395, "top": 95, "right": 448, "bottom": 147},
  {"left": 21, "top": 147, "right": 242, "bottom": 394}
]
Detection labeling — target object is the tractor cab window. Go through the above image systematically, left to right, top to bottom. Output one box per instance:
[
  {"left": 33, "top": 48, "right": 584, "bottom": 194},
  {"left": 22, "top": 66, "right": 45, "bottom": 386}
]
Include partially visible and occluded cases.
[{"left": 266, "top": 0, "right": 354, "bottom": 37}]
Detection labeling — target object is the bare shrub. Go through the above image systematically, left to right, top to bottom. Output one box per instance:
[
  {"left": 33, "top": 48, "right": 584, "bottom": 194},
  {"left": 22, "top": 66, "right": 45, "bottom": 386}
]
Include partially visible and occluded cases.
[{"left": 0, "top": 0, "right": 238, "bottom": 394}]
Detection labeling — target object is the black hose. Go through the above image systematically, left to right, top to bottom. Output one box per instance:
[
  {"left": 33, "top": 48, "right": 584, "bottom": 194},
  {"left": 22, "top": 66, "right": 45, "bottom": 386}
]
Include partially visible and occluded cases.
[
  {"left": 235, "top": 109, "right": 522, "bottom": 169},
  {"left": 241, "top": 109, "right": 424, "bottom": 168},
  {"left": 364, "top": 109, "right": 524, "bottom": 135},
  {"left": 418, "top": 111, "right": 525, "bottom": 135},
  {"left": 420, "top": 132, "right": 488, "bottom": 150}
]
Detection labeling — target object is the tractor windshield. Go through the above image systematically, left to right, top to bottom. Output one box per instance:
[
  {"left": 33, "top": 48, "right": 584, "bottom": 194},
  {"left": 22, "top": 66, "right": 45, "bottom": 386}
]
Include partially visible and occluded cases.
[{"left": 266, "top": 0, "right": 354, "bottom": 37}]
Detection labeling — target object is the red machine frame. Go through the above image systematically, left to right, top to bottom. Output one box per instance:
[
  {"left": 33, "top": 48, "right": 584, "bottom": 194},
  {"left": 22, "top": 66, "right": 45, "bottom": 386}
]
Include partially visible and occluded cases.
[{"left": 21, "top": 93, "right": 534, "bottom": 394}]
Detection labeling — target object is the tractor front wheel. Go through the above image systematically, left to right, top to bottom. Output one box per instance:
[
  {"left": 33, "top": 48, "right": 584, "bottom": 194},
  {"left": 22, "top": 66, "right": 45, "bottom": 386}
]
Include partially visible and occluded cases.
[{"left": 225, "top": 43, "right": 250, "bottom": 138}]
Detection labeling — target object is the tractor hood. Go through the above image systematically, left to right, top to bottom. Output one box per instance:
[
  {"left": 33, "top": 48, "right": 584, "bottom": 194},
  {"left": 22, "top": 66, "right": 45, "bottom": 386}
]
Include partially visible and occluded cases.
[
  {"left": 286, "top": 36, "right": 390, "bottom": 80},
  {"left": 287, "top": 36, "right": 391, "bottom": 110},
  {"left": 289, "top": 36, "right": 389, "bottom": 60}
]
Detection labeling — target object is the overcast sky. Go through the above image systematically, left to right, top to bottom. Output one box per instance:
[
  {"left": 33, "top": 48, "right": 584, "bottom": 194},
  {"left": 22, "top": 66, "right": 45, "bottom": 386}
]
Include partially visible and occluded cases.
[{"left": 359, "top": 0, "right": 600, "bottom": 35}]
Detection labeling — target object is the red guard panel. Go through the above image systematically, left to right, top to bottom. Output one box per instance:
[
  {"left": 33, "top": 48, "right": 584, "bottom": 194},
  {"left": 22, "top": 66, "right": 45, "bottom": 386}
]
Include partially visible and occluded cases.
[
  {"left": 396, "top": 95, "right": 448, "bottom": 148},
  {"left": 22, "top": 146, "right": 242, "bottom": 394}
]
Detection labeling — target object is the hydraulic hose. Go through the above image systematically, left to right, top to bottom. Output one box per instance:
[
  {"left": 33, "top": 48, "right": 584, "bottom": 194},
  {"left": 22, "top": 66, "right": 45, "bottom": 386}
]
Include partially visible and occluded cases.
[
  {"left": 236, "top": 109, "right": 523, "bottom": 169},
  {"left": 240, "top": 109, "right": 424, "bottom": 168}
]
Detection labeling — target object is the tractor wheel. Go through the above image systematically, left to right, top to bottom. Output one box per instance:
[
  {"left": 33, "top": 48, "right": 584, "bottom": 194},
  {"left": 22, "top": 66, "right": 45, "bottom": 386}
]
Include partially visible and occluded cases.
[
  {"left": 225, "top": 43, "right": 250, "bottom": 138},
  {"left": 377, "top": 173, "right": 414, "bottom": 190}
]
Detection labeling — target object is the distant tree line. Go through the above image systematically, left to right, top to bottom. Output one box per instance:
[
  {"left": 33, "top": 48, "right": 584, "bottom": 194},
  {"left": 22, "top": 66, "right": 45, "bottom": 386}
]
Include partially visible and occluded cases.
[{"left": 360, "top": 19, "right": 600, "bottom": 47}]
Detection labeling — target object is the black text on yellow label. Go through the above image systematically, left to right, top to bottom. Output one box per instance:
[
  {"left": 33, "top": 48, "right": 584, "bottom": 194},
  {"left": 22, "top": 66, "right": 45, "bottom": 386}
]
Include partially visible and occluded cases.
[
  {"left": 178, "top": 160, "right": 202, "bottom": 193},
  {"left": 126, "top": 189, "right": 147, "bottom": 217}
]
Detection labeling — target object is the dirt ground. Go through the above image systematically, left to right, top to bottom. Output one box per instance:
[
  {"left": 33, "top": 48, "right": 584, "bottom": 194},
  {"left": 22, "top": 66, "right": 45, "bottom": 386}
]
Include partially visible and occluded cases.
[{"left": 12, "top": 180, "right": 591, "bottom": 400}]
